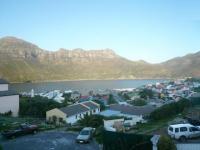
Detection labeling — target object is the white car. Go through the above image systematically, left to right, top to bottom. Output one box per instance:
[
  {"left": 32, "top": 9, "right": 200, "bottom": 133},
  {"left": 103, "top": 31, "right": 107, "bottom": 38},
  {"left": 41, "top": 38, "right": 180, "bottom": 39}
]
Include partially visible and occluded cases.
[{"left": 168, "top": 124, "right": 200, "bottom": 141}]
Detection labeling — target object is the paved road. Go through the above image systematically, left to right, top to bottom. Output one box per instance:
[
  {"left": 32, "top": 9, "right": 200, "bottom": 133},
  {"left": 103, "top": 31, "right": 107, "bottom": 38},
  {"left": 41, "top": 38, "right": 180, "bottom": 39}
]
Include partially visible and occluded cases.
[{"left": 1, "top": 131, "right": 100, "bottom": 150}]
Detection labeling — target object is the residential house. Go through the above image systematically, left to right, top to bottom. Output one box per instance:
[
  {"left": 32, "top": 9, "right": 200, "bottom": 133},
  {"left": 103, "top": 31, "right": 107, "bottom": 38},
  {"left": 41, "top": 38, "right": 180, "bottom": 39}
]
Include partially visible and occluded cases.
[
  {"left": 0, "top": 79, "right": 19, "bottom": 117},
  {"left": 70, "top": 91, "right": 81, "bottom": 101},
  {"left": 46, "top": 101, "right": 100, "bottom": 124}
]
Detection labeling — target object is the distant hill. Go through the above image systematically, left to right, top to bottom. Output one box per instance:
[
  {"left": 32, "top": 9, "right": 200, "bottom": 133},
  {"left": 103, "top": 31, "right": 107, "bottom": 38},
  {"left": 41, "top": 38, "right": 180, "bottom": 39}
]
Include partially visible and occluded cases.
[
  {"left": 0, "top": 36, "right": 199, "bottom": 82},
  {"left": 162, "top": 51, "right": 200, "bottom": 78}
]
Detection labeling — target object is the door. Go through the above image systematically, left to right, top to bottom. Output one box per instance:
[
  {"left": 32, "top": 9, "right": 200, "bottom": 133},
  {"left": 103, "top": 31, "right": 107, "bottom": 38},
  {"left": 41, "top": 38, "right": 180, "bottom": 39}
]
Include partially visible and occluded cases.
[{"left": 190, "top": 127, "right": 200, "bottom": 138}]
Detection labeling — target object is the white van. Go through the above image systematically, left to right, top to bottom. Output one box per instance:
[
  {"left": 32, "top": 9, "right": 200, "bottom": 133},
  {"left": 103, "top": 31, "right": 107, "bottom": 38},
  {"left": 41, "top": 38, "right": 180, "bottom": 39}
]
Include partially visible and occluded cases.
[{"left": 168, "top": 124, "right": 200, "bottom": 141}]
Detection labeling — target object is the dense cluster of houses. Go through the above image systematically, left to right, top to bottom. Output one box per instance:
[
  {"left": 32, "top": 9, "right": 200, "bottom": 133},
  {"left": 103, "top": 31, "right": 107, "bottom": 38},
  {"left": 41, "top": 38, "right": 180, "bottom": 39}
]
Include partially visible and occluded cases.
[
  {"left": 1, "top": 78, "right": 200, "bottom": 129},
  {"left": 146, "top": 79, "right": 199, "bottom": 101}
]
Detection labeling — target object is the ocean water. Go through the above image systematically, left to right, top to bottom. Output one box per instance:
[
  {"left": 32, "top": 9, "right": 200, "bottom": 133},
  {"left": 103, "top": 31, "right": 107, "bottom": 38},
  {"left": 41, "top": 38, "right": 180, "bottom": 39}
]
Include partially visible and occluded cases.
[{"left": 10, "top": 79, "right": 168, "bottom": 94}]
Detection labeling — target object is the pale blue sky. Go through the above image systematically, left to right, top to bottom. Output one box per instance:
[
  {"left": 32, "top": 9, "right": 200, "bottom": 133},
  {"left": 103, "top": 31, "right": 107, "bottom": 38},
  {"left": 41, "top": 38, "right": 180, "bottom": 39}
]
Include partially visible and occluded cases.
[{"left": 1, "top": 0, "right": 200, "bottom": 63}]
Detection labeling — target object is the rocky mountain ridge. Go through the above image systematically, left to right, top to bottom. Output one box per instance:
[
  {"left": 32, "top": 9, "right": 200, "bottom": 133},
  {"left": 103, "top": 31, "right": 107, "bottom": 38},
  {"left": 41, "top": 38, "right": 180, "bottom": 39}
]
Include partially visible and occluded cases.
[{"left": 0, "top": 36, "right": 199, "bottom": 82}]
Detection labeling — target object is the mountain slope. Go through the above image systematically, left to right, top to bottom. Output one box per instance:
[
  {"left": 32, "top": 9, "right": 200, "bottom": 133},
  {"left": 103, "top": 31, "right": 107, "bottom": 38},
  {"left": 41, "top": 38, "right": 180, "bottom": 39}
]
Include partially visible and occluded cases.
[
  {"left": 0, "top": 36, "right": 199, "bottom": 82},
  {"left": 162, "top": 51, "right": 200, "bottom": 77}
]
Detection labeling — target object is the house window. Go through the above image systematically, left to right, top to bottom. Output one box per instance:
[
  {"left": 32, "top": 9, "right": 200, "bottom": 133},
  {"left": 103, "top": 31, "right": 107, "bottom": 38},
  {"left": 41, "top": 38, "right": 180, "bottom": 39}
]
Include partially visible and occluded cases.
[
  {"left": 93, "top": 109, "right": 96, "bottom": 113},
  {"left": 90, "top": 110, "right": 92, "bottom": 114},
  {"left": 76, "top": 115, "right": 77, "bottom": 119}
]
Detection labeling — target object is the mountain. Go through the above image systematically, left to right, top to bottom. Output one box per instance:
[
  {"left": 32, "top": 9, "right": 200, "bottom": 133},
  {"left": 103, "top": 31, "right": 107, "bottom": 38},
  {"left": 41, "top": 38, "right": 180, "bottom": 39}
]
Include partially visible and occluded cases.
[
  {"left": 0, "top": 36, "right": 199, "bottom": 82},
  {"left": 162, "top": 51, "right": 200, "bottom": 78}
]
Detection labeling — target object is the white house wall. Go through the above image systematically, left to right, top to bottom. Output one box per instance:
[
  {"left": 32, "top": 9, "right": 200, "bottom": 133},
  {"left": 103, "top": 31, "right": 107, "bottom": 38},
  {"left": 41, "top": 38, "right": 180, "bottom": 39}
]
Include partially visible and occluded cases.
[
  {"left": 0, "top": 84, "right": 8, "bottom": 91},
  {"left": 0, "top": 95, "right": 19, "bottom": 117},
  {"left": 66, "top": 108, "right": 100, "bottom": 124}
]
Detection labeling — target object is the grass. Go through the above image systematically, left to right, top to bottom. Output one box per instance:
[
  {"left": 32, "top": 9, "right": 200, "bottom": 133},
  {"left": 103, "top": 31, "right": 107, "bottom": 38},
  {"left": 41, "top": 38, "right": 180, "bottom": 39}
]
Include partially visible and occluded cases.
[
  {"left": 0, "top": 116, "right": 62, "bottom": 132},
  {"left": 130, "top": 116, "right": 177, "bottom": 134}
]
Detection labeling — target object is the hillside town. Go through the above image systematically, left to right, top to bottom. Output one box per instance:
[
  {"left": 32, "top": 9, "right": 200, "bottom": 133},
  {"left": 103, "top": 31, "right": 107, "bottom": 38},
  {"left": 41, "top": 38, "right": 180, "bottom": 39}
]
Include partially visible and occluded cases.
[{"left": 1, "top": 77, "right": 200, "bottom": 150}]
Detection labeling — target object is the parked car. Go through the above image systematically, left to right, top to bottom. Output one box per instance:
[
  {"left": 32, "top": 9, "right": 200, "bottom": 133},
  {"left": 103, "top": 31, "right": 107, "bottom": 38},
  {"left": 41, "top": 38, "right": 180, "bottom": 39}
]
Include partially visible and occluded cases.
[
  {"left": 1, "top": 123, "right": 38, "bottom": 139},
  {"left": 168, "top": 123, "right": 200, "bottom": 141},
  {"left": 76, "top": 127, "right": 94, "bottom": 143}
]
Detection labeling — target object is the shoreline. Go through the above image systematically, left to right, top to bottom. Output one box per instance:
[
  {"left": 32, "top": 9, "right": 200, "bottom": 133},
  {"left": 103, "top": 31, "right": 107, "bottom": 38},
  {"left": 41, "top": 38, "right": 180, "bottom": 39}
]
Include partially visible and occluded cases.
[{"left": 10, "top": 78, "right": 172, "bottom": 84}]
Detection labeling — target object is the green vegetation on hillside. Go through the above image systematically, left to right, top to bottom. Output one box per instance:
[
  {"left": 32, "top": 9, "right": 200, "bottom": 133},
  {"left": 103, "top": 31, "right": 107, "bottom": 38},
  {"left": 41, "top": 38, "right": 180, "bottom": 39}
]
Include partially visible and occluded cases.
[
  {"left": 0, "top": 36, "right": 171, "bottom": 82},
  {"left": 139, "top": 89, "right": 154, "bottom": 99},
  {"left": 19, "top": 96, "right": 61, "bottom": 118},
  {"left": 149, "top": 99, "right": 190, "bottom": 121}
]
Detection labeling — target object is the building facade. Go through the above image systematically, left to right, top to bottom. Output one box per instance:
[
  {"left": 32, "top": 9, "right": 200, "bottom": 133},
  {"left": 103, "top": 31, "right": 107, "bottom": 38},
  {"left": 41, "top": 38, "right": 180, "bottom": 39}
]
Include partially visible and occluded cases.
[
  {"left": 0, "top": 79, "right": 19, "bottom": 117},
  {"left": 46, "top": 101, "right": 100, "bottom": 124}
]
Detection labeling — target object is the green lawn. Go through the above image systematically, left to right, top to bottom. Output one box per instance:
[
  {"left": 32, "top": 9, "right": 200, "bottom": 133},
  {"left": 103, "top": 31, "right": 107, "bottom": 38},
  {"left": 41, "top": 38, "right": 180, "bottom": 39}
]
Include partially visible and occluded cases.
[{"left": 130, "top": 116, "right": 177, "bottom": 134}]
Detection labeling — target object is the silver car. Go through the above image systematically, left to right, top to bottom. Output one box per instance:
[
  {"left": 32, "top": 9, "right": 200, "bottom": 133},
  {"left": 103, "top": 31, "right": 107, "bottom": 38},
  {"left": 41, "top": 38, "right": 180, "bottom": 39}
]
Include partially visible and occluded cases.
[{"left": 76, "top": 127, "right": 94, "bottom": 143}]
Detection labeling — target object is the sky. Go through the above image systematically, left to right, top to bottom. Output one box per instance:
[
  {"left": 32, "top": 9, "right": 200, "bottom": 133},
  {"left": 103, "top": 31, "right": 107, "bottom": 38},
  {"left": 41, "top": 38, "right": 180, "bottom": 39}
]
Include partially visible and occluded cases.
[{"left": 0, "top": 0, "right": 200, "bottom": 63}]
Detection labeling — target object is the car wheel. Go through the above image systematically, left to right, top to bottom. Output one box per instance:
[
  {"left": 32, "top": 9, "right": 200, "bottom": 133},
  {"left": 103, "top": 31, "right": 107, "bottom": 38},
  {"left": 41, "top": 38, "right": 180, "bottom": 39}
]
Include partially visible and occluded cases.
[{"left": 180, "top": 136, "right": 187, "bottom": 142}]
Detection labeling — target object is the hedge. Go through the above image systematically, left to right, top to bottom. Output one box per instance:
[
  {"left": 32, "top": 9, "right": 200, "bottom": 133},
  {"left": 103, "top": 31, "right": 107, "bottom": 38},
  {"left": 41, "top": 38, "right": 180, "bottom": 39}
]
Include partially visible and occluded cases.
[{"left": 103, "top": 130, "right": 152, "bottom": 150}]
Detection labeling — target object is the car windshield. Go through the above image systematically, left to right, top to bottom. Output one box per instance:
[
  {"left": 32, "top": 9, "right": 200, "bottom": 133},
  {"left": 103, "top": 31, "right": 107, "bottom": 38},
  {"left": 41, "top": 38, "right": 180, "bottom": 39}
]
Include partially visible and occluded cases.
[{"left": 80, "top": 130, "right": 90, "bottom": 135}]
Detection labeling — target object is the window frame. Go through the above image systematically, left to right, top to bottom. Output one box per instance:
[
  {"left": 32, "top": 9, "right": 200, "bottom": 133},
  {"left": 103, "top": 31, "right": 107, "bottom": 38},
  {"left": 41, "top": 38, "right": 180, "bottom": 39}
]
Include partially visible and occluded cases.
[{"left": 180, "top": 127, "right": 187, "bottom": 132}]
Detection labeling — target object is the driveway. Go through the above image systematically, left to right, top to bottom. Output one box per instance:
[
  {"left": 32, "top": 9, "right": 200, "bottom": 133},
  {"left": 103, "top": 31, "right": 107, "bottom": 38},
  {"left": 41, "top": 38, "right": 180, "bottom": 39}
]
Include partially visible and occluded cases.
[{"left": 1, "top": 131, "right": 100, "bottom": 150}]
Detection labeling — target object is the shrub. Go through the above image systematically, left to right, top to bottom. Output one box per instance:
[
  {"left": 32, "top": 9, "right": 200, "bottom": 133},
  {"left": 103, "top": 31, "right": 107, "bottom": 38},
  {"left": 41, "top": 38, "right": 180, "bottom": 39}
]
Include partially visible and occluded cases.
[
  {"left": 139, "top": 89, "right": 154, "bottom": 99},
  {"left": 108, "top": 94, "right": 117, "bottom": 105},
  {"left": 19, "top": 96, "right": 61, "bottom": 118},
  {"left": 0, "top": 110, "right": 12, "bottom": 117},
  {"left": 78, "top": 114, "right": 104, "bottom": 128},
  {"left": 66, "top": 126, "right": 83, "bottom": 132},
  {"left": 94, "top": 126, "right": 104, "bottom": 144},
  {"left": 157, "top": 136, "right": 177, "bottom": 150}
]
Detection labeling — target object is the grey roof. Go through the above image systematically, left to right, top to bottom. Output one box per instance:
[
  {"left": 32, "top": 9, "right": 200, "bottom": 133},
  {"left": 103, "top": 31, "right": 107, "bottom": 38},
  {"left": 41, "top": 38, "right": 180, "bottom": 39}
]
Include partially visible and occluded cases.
[
  {"left": 0, "top": 79, "right": 9, "bottom": 84},
  {"left": 0, "top": 90, "right": 18, "bottom": 97},
  {"left": 82, "top": 101, "right": 99, "bottom": 109},
  {"left": 59, "top": 104, "right": 89, "bottom": 117},
  {"left": 109, "top": 104, "right": 156, "bottom": 116}
]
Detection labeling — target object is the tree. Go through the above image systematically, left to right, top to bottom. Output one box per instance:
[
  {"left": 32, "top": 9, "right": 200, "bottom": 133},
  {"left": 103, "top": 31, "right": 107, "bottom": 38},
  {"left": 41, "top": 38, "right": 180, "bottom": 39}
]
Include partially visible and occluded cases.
[
  {"left": 139, "top": 89, "right": 153, "bottom": 99},
  {"left": 62, "top": 93, "right": 72, "bottom": 106},
  {"left": 123, "top": 93, "right": 130, "bottom": 100},
  {"left": 108, "top": 94, "right": 117, "bottom": 105},
  {"left": 19, "top": 96, "right": 61, "bottom": 118},
  {"left": 93, "top": 100, "right": 106, "bottom": 110},
  {"left": 78, "top": 114, "right": 104, "bottom": 128},
  {"left": 94, "top": 126, "right": 104, "bottom": 144},
  {"left": 157, "top": 136, "right": 177, "bottom": 150}
]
